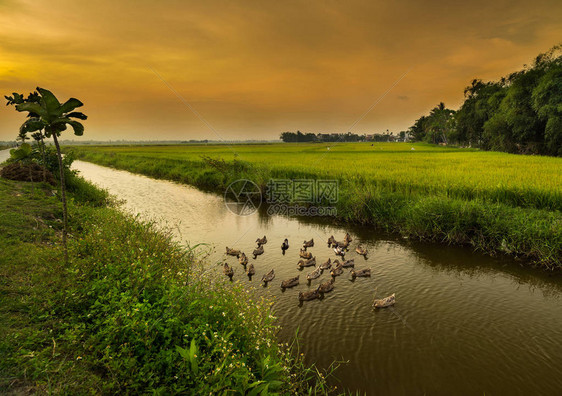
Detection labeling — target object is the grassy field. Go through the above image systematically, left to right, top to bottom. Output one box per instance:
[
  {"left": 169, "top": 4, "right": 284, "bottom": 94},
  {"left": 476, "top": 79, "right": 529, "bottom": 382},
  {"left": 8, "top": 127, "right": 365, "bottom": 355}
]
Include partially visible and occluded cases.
[
  {"left": 68, "top": 143, "right": 562, "bottom": 268},
  {"left": 0, "top": 176, "right": 334, "bottom": 394}
]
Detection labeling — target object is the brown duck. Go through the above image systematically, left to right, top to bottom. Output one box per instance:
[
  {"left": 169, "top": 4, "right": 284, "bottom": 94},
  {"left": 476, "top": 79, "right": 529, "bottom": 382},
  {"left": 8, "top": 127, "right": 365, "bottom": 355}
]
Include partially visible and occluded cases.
[
  {"left": 344, "top": 232, "right": 353, "bottom": 244},
  {"left": 256, "top": 235, "right": 267, "bottom": 246},
  {"left": 327, "top": 235, "right": 336, "bottom": 247},
  {"left": 281, "top": 238, "right": 289, "bottom": 253},
  {"left": 303, "top": 238, "right": 314, "bottom": 248},
  {"left": 334, "top": 240, "right": 349, "bottom": 250},
  {"left": 253, "top": 245, "right": 264, "bottom": 259},
  {"left": 356, "top": 245, "right": 368, "bottom": 257},
  {"left": 226, "top": 247, "right": 241, "bottom": 258},
  {"left": 299, "top": 249, "right": 313, "bottom": 259},
  {"left": 239, "top": 252, "right": 248, "bottom": 266},
  {"left": 298, "top": 257, "right": 316, "bottom": 268},
  {"left": 319, "top": 258, "right": 332, "bottom": 270},
  {"left": 342, "top": 258, "right": 355, "bottom": 268},
  {"left": 223, "top": 263, "right": 234, "bottom": 279},
  {"left": 246, "top": 263, "right": 255, "bottom": 276},
  {"left": 330, "top": 263, "right": 344, "bottom": 277},
  {"left": 307, "top": 266, "right": 322, "bottom": 281},
  {"left": 351, "top": 268, "right": 371, "bottom": 278},
  {"left": 262, "top": 269, "right": 275, "bottom": 283},
  {"left": 281, "top": 275, "right": 299, "bottom": 289},
  {"left": 317, "top": 279, "right": 335, "bottom": 293},
  {"left": 298, "top": 289, "right": 320, "bottom": 301},
  {"left": 373, "top": 293, "right": 395, "bottom": 308}
]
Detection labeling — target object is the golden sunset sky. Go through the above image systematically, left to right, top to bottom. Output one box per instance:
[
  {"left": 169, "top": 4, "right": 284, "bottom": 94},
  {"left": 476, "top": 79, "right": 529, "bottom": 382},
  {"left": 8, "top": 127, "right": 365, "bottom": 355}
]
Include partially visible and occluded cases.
[{"left": 1, "top": 0, "right": 561, "bottom": 141}]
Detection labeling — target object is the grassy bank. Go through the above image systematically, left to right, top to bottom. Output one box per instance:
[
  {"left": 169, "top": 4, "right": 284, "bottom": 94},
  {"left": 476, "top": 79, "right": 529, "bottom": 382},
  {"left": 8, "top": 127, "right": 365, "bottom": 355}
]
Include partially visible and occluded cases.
[
  {"left": 68, "top": 143, "right": 562, "bottom": 269},
  {"left": 0, "top": 176, "right": 335, "bottom": 394}
]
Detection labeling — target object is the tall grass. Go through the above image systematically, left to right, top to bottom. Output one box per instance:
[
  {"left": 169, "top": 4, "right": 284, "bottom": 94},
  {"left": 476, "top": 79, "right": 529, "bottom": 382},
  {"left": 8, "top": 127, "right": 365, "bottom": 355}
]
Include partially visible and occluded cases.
[{"left": 68, "top": 143, "right": 562, "bottom": 269}]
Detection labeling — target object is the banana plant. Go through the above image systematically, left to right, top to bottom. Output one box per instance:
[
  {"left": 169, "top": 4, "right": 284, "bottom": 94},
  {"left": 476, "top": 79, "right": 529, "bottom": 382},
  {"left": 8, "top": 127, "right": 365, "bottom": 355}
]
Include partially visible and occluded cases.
[
  {"left": 14, "top": 87, "right": 87, "bottom": 264},
  {"left": 6, "top": 91, "right": 47, "bottom": 181}
]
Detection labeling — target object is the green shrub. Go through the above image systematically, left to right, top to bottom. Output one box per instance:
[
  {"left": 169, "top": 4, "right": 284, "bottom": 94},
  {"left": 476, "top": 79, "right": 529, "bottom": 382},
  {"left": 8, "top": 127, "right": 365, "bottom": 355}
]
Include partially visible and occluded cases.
[{"left": 0, "top": 178, "right": 336, "bottom": 394}]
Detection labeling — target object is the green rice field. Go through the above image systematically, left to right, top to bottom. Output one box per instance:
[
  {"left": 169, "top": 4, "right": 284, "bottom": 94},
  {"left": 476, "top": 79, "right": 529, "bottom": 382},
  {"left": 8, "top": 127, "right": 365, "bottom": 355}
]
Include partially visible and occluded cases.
[{"left": 68, "top": 143, "right": 562, "bottom": 268}]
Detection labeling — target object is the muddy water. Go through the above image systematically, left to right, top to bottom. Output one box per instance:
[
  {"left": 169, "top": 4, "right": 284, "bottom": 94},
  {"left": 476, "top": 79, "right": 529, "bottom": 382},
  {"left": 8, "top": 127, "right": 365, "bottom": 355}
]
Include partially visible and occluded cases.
[{"left": 70, "top": 159, "right": 562, "bottom": 395}]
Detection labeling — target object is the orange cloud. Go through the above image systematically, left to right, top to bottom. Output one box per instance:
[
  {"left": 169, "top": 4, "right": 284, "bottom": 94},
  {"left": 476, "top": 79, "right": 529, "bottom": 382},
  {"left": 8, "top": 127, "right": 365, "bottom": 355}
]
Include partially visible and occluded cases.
[{"left": 0, "top": 0, "right": 561, "bottom": 140}]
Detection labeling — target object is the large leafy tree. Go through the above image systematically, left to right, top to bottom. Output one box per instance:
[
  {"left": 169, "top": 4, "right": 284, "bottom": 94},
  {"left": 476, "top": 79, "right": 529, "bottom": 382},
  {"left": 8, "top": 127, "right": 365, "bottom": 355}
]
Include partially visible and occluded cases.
[
  {"left": 408, "top": 44, "right": 562, "bottom": 156},
  {"left": 531, "top": 56, "right": 562, "bottom": 156},
  {"left": 485, "top": 68, "right": 546, "bottom": 153},
  {"left": 455, "top": 79, "right": 506, "bottom": 146},
  {"left": 14, "top": 87, "right": 87, "bottom": 263},
  {"left": 426, "top": 102, "right": 456, "bottom": 144},
  {"left": 408, "top": 104, "right": 455, "bottom": 144},
  {"left": 408, "top": 115, "right": 428, "bottom": 142}
]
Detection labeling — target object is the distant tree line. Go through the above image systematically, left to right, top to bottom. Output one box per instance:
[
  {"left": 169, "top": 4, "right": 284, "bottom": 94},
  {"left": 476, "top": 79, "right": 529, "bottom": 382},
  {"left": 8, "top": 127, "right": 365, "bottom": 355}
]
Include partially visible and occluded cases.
[
  {"left": 409, "top": 44, "right": 562, "bottom": 156},
  {"left": 280, "top": 130, "right": 407, "bottom": 143}
]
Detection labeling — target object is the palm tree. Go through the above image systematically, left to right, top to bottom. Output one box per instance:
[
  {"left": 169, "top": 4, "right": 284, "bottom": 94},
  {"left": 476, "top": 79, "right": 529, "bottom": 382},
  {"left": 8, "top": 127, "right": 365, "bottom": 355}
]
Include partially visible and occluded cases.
[
  {"left": 14, "top": 87, "right": 87, "bottom": 264},
  {"left": 428, "top": 102, "right": 455, "bottom": 144}
]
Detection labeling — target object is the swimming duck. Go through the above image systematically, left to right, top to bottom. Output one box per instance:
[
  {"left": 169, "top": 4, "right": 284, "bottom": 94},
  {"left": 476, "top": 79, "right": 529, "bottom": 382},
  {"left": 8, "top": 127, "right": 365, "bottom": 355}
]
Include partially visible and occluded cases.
[
  {"left": 344, "top": 232, "right": 353, "bottom": 244},
  {"left": 256, "top": 235, "right": 268, "bottom": 246},
  {"left": 327, "top": 235, "right": 336, "bottom": 247},
  {"left": 281, "top": 238, "right": 289, "bottom": 254},
  {"left": 303, "top": 238, "right": 314, "bottom": 248},
  {"left": 334, "top": 240, "right": 349, "bottom": 250},
  {"left": 253, "top": 245, "right": 264, "bottom": 259},
  {"left": 356, "top": 245, "right": 368, "bottom": 257},
  {"left": 334, "top": 246, "right": 346, "bottom": 258},
  {"left": 226, "top": 247, "right": 241, "bottom": 258},
  {"left": 299, "top": 249, "right": 313, "bottom": 259},
  {"left": 239, "top": 252, "right": 248, "bottom": 266},
  {"left": 298, "top": 257, "right": 316, "bottom": 268},
  {"left": 319, "top": 258, "right": 332, "bottom": 270},
  {"left": 342, "top": 258, "right": 355, "bottom": 268},
  {"left": 223, "top": 263, "right": 234, "bottom": 279},
  {"left": 246, "top": 263, "right": 255, "bottom": 276},
  {"left": 330, "top": 263, "right": 344, "bottom": 277},
  {"left": 307, "top": 266, "right": 322, "bottom": 281},
  {"left": 351, "top": 268, "right": 371, "bottom": 278},
  {"left": 262, "top": 269, "right": 275, "bottom": 283},
  {"left": 281, "top": 275, "right": 299, "bottom": 289},
  {"left": 317, "top": 279, "right": 335, "bottom": 293},
  {"left": 298, "top": 289, "right": 320, "bottom": 301},
  {"left": 373, "top": 293, "right": 395, "bottom": 308}
]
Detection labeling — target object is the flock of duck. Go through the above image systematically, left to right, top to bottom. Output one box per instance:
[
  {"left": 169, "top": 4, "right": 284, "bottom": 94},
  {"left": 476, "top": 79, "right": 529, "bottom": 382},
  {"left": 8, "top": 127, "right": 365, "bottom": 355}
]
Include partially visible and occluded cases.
[{"left": 224, "top": 233, "right": 395, "bottom": 308}]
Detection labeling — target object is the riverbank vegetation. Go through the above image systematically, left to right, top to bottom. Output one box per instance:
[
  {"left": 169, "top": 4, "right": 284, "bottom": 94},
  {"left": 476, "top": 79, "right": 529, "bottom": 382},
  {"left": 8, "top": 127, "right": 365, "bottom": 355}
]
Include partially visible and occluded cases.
[
  {"left": 409, "top": 44, "right": 562, "bottom": 156},
  {"left": 68, "top": 143, "right": 562, "bottom": 269},
  {"left": 0, "top": 174, "right": 335, "bottom": 394}
]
